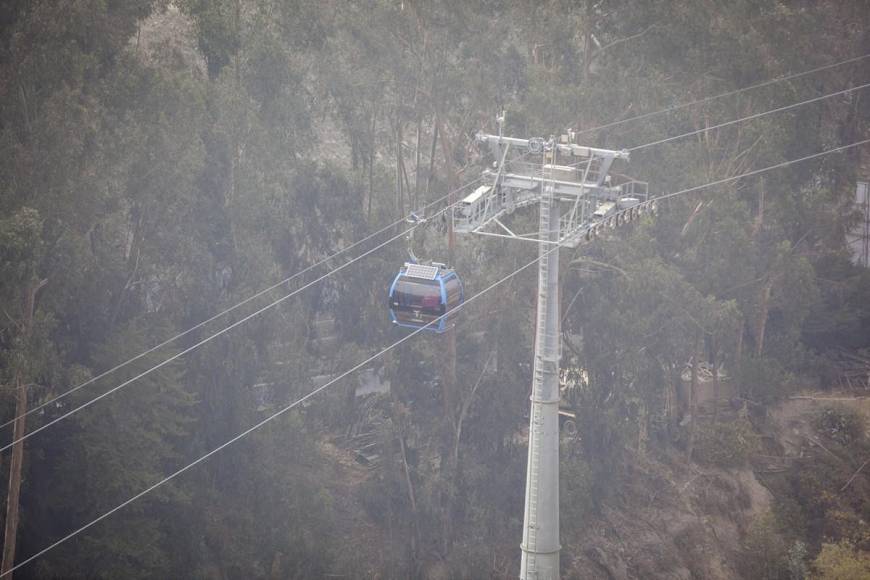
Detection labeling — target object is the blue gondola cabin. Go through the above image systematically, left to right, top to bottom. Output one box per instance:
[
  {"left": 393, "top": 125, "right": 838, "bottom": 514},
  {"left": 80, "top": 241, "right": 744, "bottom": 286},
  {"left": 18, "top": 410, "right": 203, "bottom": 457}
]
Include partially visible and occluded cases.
[{"left": 388, "top": 263, "right": 463, "bottom": 333}]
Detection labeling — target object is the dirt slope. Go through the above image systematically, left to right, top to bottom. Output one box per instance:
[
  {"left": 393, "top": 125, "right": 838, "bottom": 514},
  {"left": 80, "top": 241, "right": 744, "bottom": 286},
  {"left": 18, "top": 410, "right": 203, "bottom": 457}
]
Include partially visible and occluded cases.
[{"left": 563, "top": 447, "right": 771, "bottom": 580}]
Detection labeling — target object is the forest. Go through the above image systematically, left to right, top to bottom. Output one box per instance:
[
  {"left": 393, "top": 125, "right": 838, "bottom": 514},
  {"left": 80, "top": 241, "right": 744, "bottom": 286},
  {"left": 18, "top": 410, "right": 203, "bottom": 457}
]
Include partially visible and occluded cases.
[{"left": 1, "top": 0, "right": 869, "bottom": 578}]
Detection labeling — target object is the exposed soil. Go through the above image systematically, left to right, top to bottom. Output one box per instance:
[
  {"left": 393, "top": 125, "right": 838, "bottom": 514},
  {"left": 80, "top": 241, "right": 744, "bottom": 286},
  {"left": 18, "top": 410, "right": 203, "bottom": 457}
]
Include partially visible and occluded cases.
[
  {"left": 560, "top": 391, "right": 870, "bottom": 579},
  {"left": 317, "top": 439, "right": 387, "bottom": 578},
  {"left": 563, "top": 446, "right": 770, "bottom": 580}
]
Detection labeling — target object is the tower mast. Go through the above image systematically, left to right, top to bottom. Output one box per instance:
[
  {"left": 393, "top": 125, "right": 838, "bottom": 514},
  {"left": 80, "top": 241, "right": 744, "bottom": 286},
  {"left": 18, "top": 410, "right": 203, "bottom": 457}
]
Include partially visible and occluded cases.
[
  {"left": 455, "top": 126, "right": 646, "bottom": 579},
  {"left": 520, "top": 156, "right": 562, "bottom": 579}
]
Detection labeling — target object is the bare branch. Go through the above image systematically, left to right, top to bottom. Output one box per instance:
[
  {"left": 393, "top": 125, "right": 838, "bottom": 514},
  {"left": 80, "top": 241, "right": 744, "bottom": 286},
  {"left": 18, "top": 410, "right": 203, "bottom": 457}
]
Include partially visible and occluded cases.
[
  {"left": 591, "top": 24, "right": 657, "bottom": 60},
  {"left": 568, "top": 257, "right": 630, "bottom": 277},
  {"left": 840, "top": 457, "right": 870, "bottom": 493}
]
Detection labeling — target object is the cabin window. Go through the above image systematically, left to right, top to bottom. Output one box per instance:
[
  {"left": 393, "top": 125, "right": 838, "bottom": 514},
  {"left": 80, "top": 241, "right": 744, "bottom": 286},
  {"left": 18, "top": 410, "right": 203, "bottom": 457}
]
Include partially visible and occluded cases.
[{"left": 394, "top": 279, "right": 440, "bottom": 309}]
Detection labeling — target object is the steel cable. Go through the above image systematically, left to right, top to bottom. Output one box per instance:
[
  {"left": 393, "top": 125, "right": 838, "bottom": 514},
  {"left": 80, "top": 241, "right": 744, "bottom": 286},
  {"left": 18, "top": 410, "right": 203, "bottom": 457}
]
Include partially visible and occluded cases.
[
  {"left": 13, "top": 51, "right": 865, "bottom": 434},
  {"left": 575, "top": 51, "right": 870, "bottom": 137},
  {"left": 11, "top": 52, "right": 866, "bottom": 433},
  {"left": 4, "top": 74, "right": 861, "bottom": 444},
  {"left": 628, "top": 81, "right": 870, "bottom": 152},
  {"left": 4, "top": 137, "right": 868, "bottom": 577},
  {"left": 0, "top": 178, "right": 484, "bottom": 432},
  {"left": 0, "top": 181, "right": 490, "bottom": 454}
]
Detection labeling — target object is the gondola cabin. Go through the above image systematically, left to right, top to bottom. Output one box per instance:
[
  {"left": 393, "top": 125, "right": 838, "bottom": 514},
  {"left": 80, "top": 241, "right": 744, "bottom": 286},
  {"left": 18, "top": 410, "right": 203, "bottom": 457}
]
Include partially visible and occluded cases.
[{"left": 388, "top": 263, "right": 463, "bottom": 333}]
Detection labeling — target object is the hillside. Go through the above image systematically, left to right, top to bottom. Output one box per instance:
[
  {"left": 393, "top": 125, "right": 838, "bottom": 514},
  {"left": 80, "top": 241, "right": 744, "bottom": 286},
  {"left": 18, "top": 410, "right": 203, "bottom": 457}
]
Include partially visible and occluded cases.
[{"left": 0, "top": 1, "right": 869, "bottom": 578}]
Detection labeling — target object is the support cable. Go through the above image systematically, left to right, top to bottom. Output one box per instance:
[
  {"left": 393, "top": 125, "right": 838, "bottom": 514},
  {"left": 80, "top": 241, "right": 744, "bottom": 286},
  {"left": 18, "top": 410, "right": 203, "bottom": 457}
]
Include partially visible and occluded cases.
[
  {"left": 575, "top": 51, "right": 870, "bottom": 137},
  {"left": 6, "top": 53, "right": 865, "bottom": 432},
  {"left": 9, "top": 54, "right": 864, "bottom": 432},
  {"left": 3, "top": 74, "right": 861, "bottom": 446},
  {"left": 3, "top": 79, "right": 859, "bottom": 444},
  {"left": 628, "top": 81, "right": 870, "bottom": 152},
  {"left": 4, "top": 137, "right": 868, "bottom": 577},
  {"left": 653, "top": 138, "right": 870, "bottom": 204},
  {"left": 0, "top": 178, "right": 483, "bottom": 432},
  {"left": 0, "top": 184, "right": 483, "bottom": 454},
  {"left": 1, "top": 228, "right": 555, "bottom": 579}
]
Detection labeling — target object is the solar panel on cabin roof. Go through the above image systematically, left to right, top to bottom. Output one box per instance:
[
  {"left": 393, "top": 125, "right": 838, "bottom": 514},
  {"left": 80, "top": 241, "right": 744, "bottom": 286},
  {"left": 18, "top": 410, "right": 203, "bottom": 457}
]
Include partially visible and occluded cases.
[{"left": 404, "top": 263, "right": 439, "bottom": 280}]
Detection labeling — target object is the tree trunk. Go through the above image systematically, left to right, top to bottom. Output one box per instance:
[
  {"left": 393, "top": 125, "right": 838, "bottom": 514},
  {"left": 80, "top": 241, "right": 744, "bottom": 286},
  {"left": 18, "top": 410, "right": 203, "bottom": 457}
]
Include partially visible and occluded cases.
[
  {"left": 583, "top": 0, "right": 593, "bottom": 83},
  {"left": 229, "top": 1, "right": 241, "bottom": 206},
  {"left": 17, "top": 84, "right": 31, "bottom": 142},
  {"left": 367, "top": 108, "right": 376, "bottom": 222},
  {"left": 414, "top": 116, "right": 422, "bottom": 210},
  {"left": 395, "top": 120, "right": 404, "bottom": 220},
  {"left": 425, "top": 120, "right": 438, "bottom": 198},
  {"left": 399, "top": 147, "right": 412, "bottom": 209},
  {"left": 752, "top": 179, "right": 765, "bottom": 238},
  {"left": 751, "top": 181, "right": 772, "bottom": 357},
  {"left": 110, "top": 209, "right": 144, "bottom": 327},
  {"left": 2, "top": 278, "right": 47, "bottom": 578},
  {"left": 755, "top": 278, "right": 773, "bottom": 357},
  {"left": 686, "top": 335, "right": 702, "bottom": 463},
  {"left": 711, "top": 335, "right": 721, "bottom": 422},
  {"left": 452, "top": 356, "right": 490, "bottom": 470},
  {"left": 666, "top": 362, "right": 679, "bottom": 435},
  {"left": 1, "top": 373, "right": 27, "bottom": 579},
  {"left": 389, "top": 394, "right": 420, "bottom": 570},
  {"left": 637, "top": 400, "right": 648, "bottom": 456},
  {"left": 397, "top": 432, "right": 420, "bottom": 566}
]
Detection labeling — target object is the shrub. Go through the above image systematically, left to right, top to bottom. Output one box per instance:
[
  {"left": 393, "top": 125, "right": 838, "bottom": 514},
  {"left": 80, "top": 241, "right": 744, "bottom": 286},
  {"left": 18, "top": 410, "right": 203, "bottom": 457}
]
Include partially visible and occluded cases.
[
  {"left": 736, "top": 356, "right": 792, "bottom": 404},
  {"left": 814, "top": 406, "right": 865, "bottom": 446},
  {"left": 694, "top": 418, "right": 760, "bottom": 468},
  {"left": 560, "top": 448, "right": 594, "bottom": 529},
  {"left": 742, "top": 512, "right": 789, "bottom": 580},
  {"left": 787, "top": 541, "right": 808, "bottom": 580},
  {"left": 811, "top": 542, "right": 870, "bottom": 580}
]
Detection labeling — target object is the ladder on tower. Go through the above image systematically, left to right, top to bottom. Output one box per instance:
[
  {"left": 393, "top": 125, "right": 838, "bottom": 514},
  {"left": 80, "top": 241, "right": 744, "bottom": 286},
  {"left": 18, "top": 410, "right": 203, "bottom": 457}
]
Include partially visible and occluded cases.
[{"left": 525, "top": 167, "right": 558, "bottom": 577}]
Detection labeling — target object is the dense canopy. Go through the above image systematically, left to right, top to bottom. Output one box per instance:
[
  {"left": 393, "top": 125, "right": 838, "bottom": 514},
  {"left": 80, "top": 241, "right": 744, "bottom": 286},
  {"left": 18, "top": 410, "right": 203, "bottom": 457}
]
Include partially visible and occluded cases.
[{"left": 0, "top": 1, "right": 868, "bottom": 578}]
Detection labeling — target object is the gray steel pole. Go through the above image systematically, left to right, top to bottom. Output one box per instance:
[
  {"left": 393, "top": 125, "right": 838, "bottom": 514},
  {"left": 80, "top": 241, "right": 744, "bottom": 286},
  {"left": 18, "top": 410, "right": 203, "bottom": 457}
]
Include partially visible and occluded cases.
[{"left": 520, "top": 177, "right": 561, "bottom": 579}]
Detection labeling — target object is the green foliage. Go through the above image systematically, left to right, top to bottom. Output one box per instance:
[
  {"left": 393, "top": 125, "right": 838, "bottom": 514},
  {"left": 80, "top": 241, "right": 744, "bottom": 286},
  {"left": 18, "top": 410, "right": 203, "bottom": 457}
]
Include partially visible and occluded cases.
[
  {"left": 0, "top": 0, "right": 868, "bottom": 577},
  {"left": 179, "top": 0, "right": 239, "bottom": 78},
  {"left": 0, "top": 207, "right": 43, "bottom": 282},
  {"left": 0, "top": 207, "right": 49, "bottom": 376},
  {"left": 24, "top": 319, "right": 196, "bottom": 578},
  {"left": 737, "top": 356, "right": 793, "bottom": 404},
  {"left": 814, "top": 406, "right": 865, "bottom": 447},
  {"left": 764, "top": 410, "right": 870, "bottom": 560},
  {"left": 694, "top": 418, "right": 760, "bottom": 468},
  {"left": 560, "top": 446, "right": 594, "bottom": 529},
  {"left": 742, "top": 512, "right": 791, "bottom": 580},
  {"left": 811, "top": 542, "right": 870, "bottom": 580}
]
